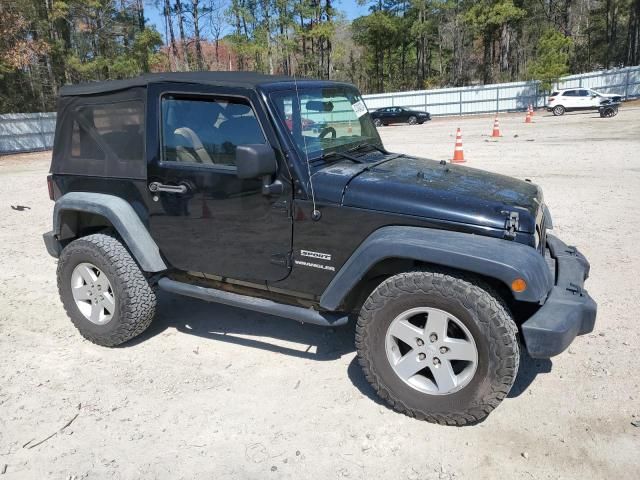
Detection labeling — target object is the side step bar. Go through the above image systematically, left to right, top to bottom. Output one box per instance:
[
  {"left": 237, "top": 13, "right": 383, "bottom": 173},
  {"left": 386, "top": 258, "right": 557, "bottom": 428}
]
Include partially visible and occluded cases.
[{"left": 157, "top": 277, "right": 349, "bottom": 327}]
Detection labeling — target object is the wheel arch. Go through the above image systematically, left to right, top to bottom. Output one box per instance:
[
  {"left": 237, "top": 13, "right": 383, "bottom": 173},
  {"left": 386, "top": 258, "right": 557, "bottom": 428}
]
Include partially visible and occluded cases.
[
  {"left": 51, "top": 192, "right": 167, "bottom": 273},
  {"left": 319, "top": 226, "right": 553, "bottom": 312},
  {"left": 337, "top": 257, "right": 516, "bottom": 315}
]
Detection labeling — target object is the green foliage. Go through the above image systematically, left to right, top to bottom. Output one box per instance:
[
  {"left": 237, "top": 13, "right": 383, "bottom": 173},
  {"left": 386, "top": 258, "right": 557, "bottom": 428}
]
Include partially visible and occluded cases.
[
  {"left": 0, "top": 0, "right": 158, "bottom": 112},
  {"left": 465, "top": 0, "right": 525, "bottom": 32},
  {"left": 528, "top": 30, "right": 573, "bottom": 92}
]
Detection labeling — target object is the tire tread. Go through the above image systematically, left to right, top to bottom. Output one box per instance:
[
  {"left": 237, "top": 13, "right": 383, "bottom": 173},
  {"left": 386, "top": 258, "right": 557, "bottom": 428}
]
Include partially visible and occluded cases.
[
  {"left": 57, "top": 233, "right": 156, "bottom": 347},
  {"left": 355, "top": 268, "right": 519, "bottom": 425}
]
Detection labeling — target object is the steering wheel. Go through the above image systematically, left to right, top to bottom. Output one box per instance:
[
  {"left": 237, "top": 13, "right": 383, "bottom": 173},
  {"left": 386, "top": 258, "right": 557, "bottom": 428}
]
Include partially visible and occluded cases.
[{"left": 319, "top": 126, "right": 337, "bottom": 139}]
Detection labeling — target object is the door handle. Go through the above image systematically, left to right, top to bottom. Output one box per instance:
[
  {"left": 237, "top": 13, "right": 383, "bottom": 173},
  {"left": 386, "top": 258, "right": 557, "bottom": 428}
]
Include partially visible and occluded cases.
[{"left": 149, "top": 182, "right": 188, "bottom": 194}]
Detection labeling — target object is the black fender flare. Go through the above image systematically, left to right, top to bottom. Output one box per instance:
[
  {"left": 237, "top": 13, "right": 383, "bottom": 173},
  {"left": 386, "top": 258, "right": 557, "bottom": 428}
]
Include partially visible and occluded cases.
[
  {"left": 51, "top": 192, "right": 167, "bottom": 273},
  {"left": 319, "top": 226, "right": 553, "bottom": 310}
]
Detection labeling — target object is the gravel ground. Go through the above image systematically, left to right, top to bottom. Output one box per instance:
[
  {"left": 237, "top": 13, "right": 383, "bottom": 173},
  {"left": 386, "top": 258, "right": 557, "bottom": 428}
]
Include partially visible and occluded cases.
[{"left": 1, "top": 105, "right": 639, "bottom": 479}]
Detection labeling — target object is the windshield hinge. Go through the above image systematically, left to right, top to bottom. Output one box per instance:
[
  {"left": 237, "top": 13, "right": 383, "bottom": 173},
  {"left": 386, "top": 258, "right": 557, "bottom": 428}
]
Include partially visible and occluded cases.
[{"left": 503, "top": 211, "right": 519, "bottom": 240}]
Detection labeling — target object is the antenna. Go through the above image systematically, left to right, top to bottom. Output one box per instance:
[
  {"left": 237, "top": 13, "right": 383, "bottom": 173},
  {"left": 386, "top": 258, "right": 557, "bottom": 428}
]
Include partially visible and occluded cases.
[{"left": 292, "top": 67, "right": 321, "bottom": 221}]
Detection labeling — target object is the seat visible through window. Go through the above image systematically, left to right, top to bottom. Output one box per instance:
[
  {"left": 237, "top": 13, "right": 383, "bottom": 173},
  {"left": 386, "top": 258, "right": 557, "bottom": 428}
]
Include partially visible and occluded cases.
[{"left": 162, "top": 96, "right": 266, "bottom": 166}]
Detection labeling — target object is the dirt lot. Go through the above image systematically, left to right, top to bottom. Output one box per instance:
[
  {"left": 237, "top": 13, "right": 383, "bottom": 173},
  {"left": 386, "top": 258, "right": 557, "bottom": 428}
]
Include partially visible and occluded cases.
[{"left": 1, "top": 105, "right": 639, "bottom": 479}]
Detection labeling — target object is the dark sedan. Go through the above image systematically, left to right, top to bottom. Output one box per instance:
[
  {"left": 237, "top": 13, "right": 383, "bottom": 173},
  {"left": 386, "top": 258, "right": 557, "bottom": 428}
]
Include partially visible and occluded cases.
[{"left": 370, "top": 106, "right": 431, "bottom": 126}]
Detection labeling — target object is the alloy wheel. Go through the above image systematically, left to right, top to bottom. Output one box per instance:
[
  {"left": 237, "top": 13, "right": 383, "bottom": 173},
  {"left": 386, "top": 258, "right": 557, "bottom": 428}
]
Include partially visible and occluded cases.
[
  {"left": 70, "top": 262, "right": 116, "bottom": 325},
  {"left": 385, "top": 307, "right": 478, "bottom": 395}
]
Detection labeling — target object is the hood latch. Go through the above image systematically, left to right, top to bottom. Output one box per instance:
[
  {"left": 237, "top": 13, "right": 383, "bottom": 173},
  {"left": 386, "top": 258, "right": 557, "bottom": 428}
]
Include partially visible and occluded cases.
[{"left": 503, "top": 211, "right": 520, "bottom": 240}]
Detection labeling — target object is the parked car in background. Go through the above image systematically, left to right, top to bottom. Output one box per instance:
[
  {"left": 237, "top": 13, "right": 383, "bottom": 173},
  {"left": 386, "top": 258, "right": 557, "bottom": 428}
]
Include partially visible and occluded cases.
[
  {"left": 546, "top": 88, "right": 623, "bottom": 116},
  {"left": 370, "top": 106, "right": 431, "bottom": 126}
]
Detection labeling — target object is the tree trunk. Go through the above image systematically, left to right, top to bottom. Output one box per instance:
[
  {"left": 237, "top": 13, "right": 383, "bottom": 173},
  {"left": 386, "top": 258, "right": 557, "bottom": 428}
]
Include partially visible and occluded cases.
[
  {"left": 163, "top": 0, "right": 179, "bottom": 70},
  {"left": 175, "top": 0, "right": 191, "bottom": 70},
  {"left": 192, "top": 0, "right": 204, "bottom": 70}
]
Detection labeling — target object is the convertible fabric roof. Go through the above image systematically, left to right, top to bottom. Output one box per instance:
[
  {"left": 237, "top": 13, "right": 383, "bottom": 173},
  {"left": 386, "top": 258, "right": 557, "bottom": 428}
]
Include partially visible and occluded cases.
[{"left": 59, "top": 71, "right": 300, "bottom": 96}]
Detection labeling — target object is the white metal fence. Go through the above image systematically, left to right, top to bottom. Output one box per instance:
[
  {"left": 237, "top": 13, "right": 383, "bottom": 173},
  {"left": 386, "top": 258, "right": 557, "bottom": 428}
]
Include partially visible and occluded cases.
[
  {"left": 362, "top": 65, "right": 640, "bottom": 116},
  {"left": 1, "top": 66, "right": 638, "bottom": 155},
  {"left": 0, "top": 112, "right": 56, "bottom": 155}
]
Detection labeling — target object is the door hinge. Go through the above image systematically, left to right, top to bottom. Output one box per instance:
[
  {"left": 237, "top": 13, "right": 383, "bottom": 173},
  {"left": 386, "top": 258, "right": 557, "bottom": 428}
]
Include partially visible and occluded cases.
[
  {"left": 271, "top": 200, "right": 291, "bottom": 217},
  {"left": 503, "top": 211, "right": 519, "bottom": 240},
  {"left": 270, "top": 252, "right": 292, "bottom": 268}
]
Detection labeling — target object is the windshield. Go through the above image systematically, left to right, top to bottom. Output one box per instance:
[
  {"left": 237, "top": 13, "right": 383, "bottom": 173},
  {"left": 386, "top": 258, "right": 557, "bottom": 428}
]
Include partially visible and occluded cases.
[{"left": 269, "top": 86, "right": 382, "bottom": 161}]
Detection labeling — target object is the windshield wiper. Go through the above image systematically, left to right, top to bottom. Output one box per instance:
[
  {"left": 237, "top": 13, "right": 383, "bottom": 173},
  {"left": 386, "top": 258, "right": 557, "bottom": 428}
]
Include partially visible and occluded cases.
[
  {"left": 310, "top": 142, "right": 387, "bottom": 165},
  {"left": 345, "top": 143, "right": 388, "bottom": 155},
  {"left": 313, "top": 150, "right": 364, "bottom": 164}
]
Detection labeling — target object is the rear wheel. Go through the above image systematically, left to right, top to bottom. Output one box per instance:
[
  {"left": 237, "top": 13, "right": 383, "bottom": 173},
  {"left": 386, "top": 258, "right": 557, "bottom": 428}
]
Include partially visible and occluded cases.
[
  {"left": 552, "top": 105, "right": 565, "bottom": 116},
  {"left": 408, "top": 116, "right": 418, "bottom": 125},
  {"left": 57, "top": 233, "right": 156, "bottom": 347},
  {"left": 355, "top": 269, "right": 519, "bottom": 425}
]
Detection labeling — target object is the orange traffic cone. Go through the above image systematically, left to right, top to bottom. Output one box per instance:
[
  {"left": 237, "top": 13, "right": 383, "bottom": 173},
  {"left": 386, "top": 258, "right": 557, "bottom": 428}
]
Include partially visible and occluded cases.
[
  {"left": 525, "top": 110, "right": 532, "bottom": 123},
  {"left": 491, "top": 116, "right": 501, "bottom": 137},
  {"left": 452, "top": 128, "right": 465, "bottom": 163}
]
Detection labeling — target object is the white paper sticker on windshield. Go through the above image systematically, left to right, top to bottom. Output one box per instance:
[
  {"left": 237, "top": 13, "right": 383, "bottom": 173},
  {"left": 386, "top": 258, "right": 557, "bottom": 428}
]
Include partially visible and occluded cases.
[{"left": 351, "top": 100, "right": 368, "bottom": 118}]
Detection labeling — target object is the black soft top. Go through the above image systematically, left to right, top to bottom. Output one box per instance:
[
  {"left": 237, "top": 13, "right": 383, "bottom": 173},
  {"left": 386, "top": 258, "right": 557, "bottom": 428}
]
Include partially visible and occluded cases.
[{"left": 60, "top": 71, "right": 299, "bottom": 96}]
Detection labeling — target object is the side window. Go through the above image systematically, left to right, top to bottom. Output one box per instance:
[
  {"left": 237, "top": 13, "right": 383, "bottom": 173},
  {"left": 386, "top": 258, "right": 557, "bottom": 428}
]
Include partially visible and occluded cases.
[
  {"left": 578, "top": 89, "right": 589, "bottom": 97},
  {"left": 563, "top": 90, "right": 576, "bottom": 97},
  {"left": 161, "top": 96, "right": 266, "bottom": 167},
  {"left": 71, "top": 102, "right": 144, "bottom": 161},
  {"left": 71, "top": 121, "right": 104, "bottom": 161}
]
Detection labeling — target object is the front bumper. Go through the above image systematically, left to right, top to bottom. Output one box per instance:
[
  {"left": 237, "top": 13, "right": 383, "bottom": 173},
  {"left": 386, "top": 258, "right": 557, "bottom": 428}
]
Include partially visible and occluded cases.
[{"left": 521, "top": 234, "right": 597, "bottom": 358}]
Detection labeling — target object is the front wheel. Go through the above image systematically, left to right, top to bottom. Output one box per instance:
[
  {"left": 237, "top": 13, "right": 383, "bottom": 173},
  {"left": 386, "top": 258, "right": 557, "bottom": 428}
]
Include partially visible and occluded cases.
[
  {"left": 552, "top": 105, "right": 565, "bottom": 116},
  {"left": 408, "top": 116, "right": 418, "bottom": 125},
  {"left": 373, "top": 118, "right": 383, "bottom": 127},
  {"left": 355, "top": 269, "right": 519, "bottom": 425}
]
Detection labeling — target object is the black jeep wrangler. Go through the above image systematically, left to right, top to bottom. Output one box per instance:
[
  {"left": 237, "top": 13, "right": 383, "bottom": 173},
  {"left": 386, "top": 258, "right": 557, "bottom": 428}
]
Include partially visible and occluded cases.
[{"left": 43, "top": 72, "right": 596, "bottom": 425}]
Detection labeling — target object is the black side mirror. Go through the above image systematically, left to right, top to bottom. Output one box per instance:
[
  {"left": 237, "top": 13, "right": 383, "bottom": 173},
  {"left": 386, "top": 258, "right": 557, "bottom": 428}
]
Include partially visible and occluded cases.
[
  {"left": 235, "top": 144, "right": 282, "bottom": 195},
  {"left": 236, "top": 144, "right": 276, "bottom": 179}
]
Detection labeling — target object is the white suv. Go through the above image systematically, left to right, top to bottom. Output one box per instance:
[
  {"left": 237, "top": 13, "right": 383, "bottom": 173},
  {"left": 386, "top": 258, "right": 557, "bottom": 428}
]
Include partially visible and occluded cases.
[{"left": 546, "top": 88, "right": 623, "bottom": 116}]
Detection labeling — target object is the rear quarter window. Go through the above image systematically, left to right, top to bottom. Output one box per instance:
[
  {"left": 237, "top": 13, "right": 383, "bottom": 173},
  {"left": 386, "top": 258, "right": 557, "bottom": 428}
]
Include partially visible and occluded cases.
[
  {"left": 52, "top": 92, "right": 146, "bottom": 179},
  {"left": 71, "top": 103, "right": 144, "bottom": 162}
]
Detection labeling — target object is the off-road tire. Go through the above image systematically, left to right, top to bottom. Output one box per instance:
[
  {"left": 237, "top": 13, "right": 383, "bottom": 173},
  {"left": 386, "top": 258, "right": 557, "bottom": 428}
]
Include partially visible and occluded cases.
[
  {"left": 552, "top": 105, "right": 565, "bottom": 116},
  {"left": 57, "top": 233, "right": 156, "bottom": 347},
  {"left": 355, "top": 269, "right": 519, "bottom": 425}
]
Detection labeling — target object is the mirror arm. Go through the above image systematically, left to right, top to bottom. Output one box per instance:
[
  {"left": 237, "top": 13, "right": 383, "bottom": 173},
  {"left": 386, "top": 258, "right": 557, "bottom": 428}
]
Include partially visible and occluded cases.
[{"left": 261, "top": 176, "right": 283, "bottom": 196}]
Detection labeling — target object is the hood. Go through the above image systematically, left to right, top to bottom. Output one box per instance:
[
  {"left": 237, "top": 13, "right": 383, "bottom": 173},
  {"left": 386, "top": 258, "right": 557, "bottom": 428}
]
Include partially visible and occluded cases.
[
  {"left": 598, "top": 92, "right": 621, "bottom": 98},
  {"left": 312, "top": 154, "right": 542, "bottom": 233}
]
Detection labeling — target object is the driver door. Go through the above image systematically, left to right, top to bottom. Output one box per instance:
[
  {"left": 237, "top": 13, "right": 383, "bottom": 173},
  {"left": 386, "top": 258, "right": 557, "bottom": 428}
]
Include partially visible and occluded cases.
[
  {"left": 145, "top": 83, "right": 293, "bottom": 283},
  {"left": 396, "top": 108, "right": 409, "bottom": 123}
]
